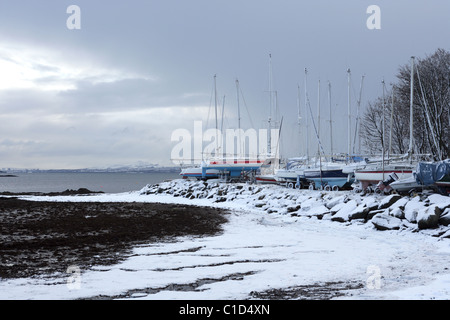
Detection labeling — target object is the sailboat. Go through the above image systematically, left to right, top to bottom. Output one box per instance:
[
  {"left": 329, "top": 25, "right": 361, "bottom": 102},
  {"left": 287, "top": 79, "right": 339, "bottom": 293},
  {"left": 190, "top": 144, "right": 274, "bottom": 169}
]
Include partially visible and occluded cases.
[
  {"left": 255, "top": 54, "right": 282, "bottom": 184},
  {"left": 354, "top": 57, "right": 417, "bottom": 193},
  {"left": 389, "top": 57, "right": 449, "bottom": 195},
  {"left": 301, "top": 71, "right": 354, "bottom": 190},
  {"left": 274, "top": 74, "right": 309, "bottom": 187},
  {"left": 179, "top": 75, "right": 222, "bottom": 180},
  {"left": 184, "top": 75, "right": 265, "bottom": 182},
  {"left": 255, "top": 122, "right": 282, "bottom": 185},
  {"left": 275, "top": 157, "right": 310, "bottom": 188},
  {"left": 389, "top": 159, "right": 450, "bottom": 195},
  {"left": 431, "top": 160, "right": 450, "bottom": 195},
  {"left": 354, "top": 161, "right": 415, "bottom": 192},
  {"left": 304, "top": 165, "right": 353, "bottom": 190}
]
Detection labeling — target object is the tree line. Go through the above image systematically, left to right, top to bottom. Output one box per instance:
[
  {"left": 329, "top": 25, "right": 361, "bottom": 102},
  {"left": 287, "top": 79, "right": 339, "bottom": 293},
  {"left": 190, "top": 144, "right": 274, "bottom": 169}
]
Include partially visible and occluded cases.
[{"left": 360, "top": 48, "right": 450, "bottom": 161}]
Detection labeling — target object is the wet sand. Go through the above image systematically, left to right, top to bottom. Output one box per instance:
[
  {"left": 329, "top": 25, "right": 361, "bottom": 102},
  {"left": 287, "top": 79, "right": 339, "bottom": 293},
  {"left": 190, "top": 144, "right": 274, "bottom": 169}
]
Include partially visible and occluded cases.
[{"left": 0, "top": 197, "right": 228, "bottom": 279}]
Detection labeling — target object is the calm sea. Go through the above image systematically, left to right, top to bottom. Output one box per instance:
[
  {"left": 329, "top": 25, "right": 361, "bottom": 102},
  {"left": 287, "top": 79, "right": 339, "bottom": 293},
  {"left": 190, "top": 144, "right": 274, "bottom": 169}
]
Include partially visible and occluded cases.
[{"left": 0, "top": 172, "right": 181, "bottom": 194}]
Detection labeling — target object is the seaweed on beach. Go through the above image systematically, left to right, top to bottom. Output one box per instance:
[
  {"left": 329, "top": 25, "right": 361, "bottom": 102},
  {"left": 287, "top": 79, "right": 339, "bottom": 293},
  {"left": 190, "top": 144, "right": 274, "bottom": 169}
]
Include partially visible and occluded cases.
[{"left": 0, "top": 197, "right": 228, "bottom": 279}]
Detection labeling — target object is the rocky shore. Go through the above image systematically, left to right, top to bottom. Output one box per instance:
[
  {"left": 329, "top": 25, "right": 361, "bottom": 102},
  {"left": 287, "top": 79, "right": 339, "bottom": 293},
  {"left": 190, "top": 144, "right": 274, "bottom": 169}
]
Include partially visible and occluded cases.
[{"left": 141, "top": 180, "right": 450, "bottom": 238}]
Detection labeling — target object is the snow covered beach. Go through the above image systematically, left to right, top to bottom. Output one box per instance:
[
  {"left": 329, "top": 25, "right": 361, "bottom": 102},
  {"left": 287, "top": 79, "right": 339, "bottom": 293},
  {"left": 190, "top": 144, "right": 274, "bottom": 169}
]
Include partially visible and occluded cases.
[{"left": 1, "top": 179, "right": 450, "bottom": 300}]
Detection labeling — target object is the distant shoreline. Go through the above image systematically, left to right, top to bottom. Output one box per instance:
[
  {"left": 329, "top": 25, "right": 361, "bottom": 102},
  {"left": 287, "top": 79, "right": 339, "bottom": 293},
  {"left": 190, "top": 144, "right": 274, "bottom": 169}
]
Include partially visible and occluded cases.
[
  {"left": 1, "top": 167, "right": 180, "bottom": 174},
  {"left": 0, "top": 188, "right": 104, "bottom": 197}
]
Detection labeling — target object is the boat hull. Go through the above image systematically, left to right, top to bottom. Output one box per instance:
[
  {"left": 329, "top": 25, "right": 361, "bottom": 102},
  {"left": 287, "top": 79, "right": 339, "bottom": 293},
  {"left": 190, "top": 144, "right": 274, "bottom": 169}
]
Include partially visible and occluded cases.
[
  {"left": 354, "top": 164, "right": 414, "bottom": 189},
  {"left": 354, "top": 164, "right": 415, "bottom": 192},
  {"left": 180, "top": 167, "right": 219, "bottom": 179},
  {"left": 304, "top": 168, "right": 353, "bottom": 189},
  {"left": 275, "top": 169, "right": 304, "bottom": 181},
  {"left": 355, "top": 169, "right": 413, "bottom": 183},
  {"left": 255, "top": 174, "right": 278, "bottom": 184},
  {"left": 390, "top": 176, "right": 421, "bottom": 193},
  {"left": 307, "top": 177, "right": 353, "bottom": 189},
  {"left": 435, "top": 177, "right": 450, "bottom": 195}
]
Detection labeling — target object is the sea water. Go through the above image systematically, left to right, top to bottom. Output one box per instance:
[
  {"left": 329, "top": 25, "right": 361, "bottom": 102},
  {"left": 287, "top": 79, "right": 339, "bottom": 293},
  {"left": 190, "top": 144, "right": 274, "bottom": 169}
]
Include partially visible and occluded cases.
[{"left": 0, "top": 172, "right": 181, "bottom": 194}]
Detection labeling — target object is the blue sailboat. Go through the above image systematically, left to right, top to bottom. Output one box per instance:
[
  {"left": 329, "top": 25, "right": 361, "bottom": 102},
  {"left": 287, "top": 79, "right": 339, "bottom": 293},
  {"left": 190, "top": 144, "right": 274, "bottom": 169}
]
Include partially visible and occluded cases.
[{"left": 304, "top": 164, "right": 354, "bottom": 190}]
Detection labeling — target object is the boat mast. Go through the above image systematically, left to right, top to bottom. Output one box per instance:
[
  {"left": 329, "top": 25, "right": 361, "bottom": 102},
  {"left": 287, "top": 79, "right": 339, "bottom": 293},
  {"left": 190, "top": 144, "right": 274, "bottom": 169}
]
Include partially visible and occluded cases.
[
  {"left": 268, "top": 54, "right": 273, "bottom": 157},
  {"left": 409, "top": 56, "right": 415, "bottom": 164},
  {"left": 305, "top": 68, "right": 310, "bottom": 165},
  {"left": 347, "top": 68, "right": 351, "bottom": 162},
  {"left": 214, "top": 74, "right": 219, "bottom": 157},
  {"left": 353, "top": 75, "right": 365, "bottom": 156},
  {"left": 236, "top": 79, "right": 242, "bottom": 158},
  {"left": 317, "top": 79, "right": 321, "bottom": 165},
  {"left": 382, "top": 79, "right": 386, "bottom": 180},
  {"left": 318, "top": 80, "right": 323, "bottom": 184},
  {"left": 328, "top": 81, "right": 333, "bottom": 158},
  {"left": 297, "top": 84, "right": 302, "bottom": 156},
  {"left": 388, "top": 86, "right": 394, "bottom": 160},
  {"left": 274, "top": 90, "right": 279, "bottom": 170},
  {"left": 221, "top": 94, "right": 225, "bottom": 159},
  {"left": 220, "top": 95, "right": 225, "bottom": 132}
]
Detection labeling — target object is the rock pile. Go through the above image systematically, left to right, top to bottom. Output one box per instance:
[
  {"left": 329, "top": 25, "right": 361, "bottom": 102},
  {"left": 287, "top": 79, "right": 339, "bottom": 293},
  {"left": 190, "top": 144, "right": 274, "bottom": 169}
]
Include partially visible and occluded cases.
[{"left": 141, "top": 180, "right": 450, "bottom": 239}]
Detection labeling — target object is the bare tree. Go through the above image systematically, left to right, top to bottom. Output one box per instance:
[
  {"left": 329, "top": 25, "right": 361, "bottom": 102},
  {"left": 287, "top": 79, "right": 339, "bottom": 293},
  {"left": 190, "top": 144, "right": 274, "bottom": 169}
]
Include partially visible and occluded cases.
[
  {"left": 361, "top": 48, "right": 450, "bottom": 160},
  {"left": 389, "top": 88, "right": 410, "bottom": 155},
  {"left": 360, "top": 98, "right": 387, "bottom": 155}
]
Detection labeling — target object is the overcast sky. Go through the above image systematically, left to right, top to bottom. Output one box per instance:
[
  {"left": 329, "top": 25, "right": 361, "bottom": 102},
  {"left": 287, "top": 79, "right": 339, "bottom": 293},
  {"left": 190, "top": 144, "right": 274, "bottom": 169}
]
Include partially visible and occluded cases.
[{"left": 0, "top": 0, "right": 449, "bottom": 169}]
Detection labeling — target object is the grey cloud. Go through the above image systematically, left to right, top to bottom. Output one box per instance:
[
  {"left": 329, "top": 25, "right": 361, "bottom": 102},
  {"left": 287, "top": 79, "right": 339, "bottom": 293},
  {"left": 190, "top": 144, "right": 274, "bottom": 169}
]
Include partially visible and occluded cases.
[{"left": 0, "top": 1, "right": 449, "bottom": 168}]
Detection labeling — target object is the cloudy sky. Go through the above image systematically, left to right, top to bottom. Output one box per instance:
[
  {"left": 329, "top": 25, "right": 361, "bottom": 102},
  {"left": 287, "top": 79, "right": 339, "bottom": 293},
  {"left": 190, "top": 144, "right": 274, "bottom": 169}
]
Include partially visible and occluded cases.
[{"left": 0, "top": 1, "right": 449, "bottom": 169}]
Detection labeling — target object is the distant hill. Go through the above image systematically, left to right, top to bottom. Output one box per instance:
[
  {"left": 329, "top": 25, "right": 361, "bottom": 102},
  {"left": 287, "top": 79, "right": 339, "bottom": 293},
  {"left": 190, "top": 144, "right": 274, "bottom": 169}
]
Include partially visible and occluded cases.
[{"left": 3, "top": 165, "right": 181, "bottom": 174}]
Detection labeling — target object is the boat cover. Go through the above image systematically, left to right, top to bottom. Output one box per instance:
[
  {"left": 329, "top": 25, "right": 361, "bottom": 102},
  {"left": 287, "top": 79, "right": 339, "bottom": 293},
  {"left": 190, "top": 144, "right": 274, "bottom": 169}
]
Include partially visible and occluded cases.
[{"left": 415, "top": 159, "right": 450, "bottom": 185}]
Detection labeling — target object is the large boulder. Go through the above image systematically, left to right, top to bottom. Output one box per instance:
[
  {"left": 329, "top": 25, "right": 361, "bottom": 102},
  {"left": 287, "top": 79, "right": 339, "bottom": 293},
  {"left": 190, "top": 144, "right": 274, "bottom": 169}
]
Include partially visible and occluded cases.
[
  {"left": 378, "top": 194, "right": 402, "bottom": 210},
  {"left": 427, "top": 194, "right": 450, "bottom": 212},
  {"left": 325, "top": 195, "right": 348, "bottom": 209},
  {"left": 389, "top": 197, "right": 409, "bottom": 212},
  {"left": 403, "top": 197, "right": 424, "bottom": 223},
  {"left": 331, "top": 200, "right": 358, "bottom": 222},
  {"left": 329, "top": 201, "right": 347, "bottom": 215},
  {"left": 308, "top": 204, "right": 331, "bottom": 219},
  {"left": 348, "top": 205, "right": 370, "bottom": 220},
  {"left": 417, "top": 205, "right": 441, "bottom": 229},
  {"left": 390, "top": 207, "right": 404, "bottom": 219},
  {"left": 439, "top": 208, "right": 450, "bottom": 226},
  {"left": 367, "top": 209, "right": 386, "bottom": 220},
  {"left": 371, "top": 213, "right": 402, "bottom": 231},
  {"left": 440, "top": 229, "right": 450, "bottom": 239}
]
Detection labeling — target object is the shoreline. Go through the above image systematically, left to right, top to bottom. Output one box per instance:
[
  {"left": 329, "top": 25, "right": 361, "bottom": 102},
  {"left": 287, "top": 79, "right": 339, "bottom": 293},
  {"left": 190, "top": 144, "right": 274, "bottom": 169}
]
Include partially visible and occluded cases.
[
  {"left": 141, "top": 179, "right": 450, "bottom": 238},
  {"left": 1, "top": 181, "right": 450, "bottom": 300},
  {"left": 0, "top": 188, "right": 105, "bottom": 197}
]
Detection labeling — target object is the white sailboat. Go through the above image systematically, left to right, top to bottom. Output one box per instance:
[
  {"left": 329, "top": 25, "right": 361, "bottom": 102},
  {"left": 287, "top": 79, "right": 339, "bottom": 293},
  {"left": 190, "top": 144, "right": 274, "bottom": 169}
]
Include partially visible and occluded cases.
[
  {"left": 256, "top": 54, "right": 282, "bottom": 184},
  {"left": 355, "top": 57, "right": 417, "bottom": 192},
  {"left": 389, "top": 58, "right": 449, "bottom": 195},
  {"left": 274, "top": 69, "right": 312, "bottom": 188},
  {"left": 301, "top": 70, "right": 356, "bottom": 190},
  {"left": 204, "top": 76, "right": 265, "bottom": 181},
  {"left": 275, "top": 157, "right": 310, "bottom": 188},
  {"left": 388, "top": 174, "right": 420, "bottom": 194}
]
